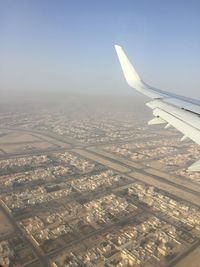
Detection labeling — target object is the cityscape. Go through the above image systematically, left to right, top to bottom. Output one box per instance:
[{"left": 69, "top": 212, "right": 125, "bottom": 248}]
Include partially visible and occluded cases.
[
  {"left": 1, "top": 0, "right": 200, "bottom": 266},
  {"left": 0, "top": 94, "right": 199, "bottom": 267}
]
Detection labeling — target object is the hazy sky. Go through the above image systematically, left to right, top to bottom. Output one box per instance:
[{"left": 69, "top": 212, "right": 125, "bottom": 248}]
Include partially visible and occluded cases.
[{"left": 1, "top": 0, "right": 200, "bottom": 97}]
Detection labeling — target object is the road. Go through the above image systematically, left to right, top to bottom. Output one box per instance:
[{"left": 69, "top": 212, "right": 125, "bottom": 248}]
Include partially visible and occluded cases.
[
  {"left": 1, "top": 126, "right": 200, "bottom": 266},
  {"left": 0, "top": 200, "right": 51, "bottom": 267}
]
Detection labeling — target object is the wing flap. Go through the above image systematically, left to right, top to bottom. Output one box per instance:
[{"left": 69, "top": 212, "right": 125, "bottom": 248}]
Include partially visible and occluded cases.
[
  {"left": 147, "top": 100, "right": 200, "bottom": 131},
  {"left": 152, "top": 108, "right": 200, "bottom": 145},
  {"left": 188, "top": 160, "right": 200, "bottom": 172}
]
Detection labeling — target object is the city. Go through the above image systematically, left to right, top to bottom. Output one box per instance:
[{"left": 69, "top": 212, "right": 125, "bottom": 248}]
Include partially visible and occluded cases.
[
  {"left": 1, "top": 0, "right": 200, "bottom": 266},
  {"left": 0, "top": 95, "right": 199, "bottom": 267}
]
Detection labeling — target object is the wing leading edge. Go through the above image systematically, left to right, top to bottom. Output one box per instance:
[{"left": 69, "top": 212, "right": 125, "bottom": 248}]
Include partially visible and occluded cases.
[{"left": 114, "top": 45, "right": 200, "bottom": 172}]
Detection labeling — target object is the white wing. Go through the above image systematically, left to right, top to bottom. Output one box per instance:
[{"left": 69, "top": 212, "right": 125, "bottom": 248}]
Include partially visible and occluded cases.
[{"left": 115, "top": 45, "right": 200, "bottom": 172}]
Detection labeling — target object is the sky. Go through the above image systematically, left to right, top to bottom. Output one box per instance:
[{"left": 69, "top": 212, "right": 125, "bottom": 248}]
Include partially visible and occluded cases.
[{"left": 0, "top": 0, "right": 200, "bottom": 97}]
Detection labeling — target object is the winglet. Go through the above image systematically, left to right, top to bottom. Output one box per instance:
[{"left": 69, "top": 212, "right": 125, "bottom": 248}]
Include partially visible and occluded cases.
[{"left": 114, "top": 45, "right": 145, "bottom": 91}]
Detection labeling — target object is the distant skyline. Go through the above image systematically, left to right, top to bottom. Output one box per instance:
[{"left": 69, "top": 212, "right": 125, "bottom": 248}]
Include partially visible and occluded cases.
[{"left": 1, "top": 0, "right": 200, "bottom": 98}]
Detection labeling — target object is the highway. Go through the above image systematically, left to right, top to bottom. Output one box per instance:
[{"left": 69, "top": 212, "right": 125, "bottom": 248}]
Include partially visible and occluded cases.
[{"left": 1, "top": 126, "right": 200, "bottom": 266}]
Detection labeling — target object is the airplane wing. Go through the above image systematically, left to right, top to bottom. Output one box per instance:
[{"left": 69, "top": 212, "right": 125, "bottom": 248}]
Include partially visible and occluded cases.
[{"left": 114, "top": 45, "right": 200, "bottom": 171}]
